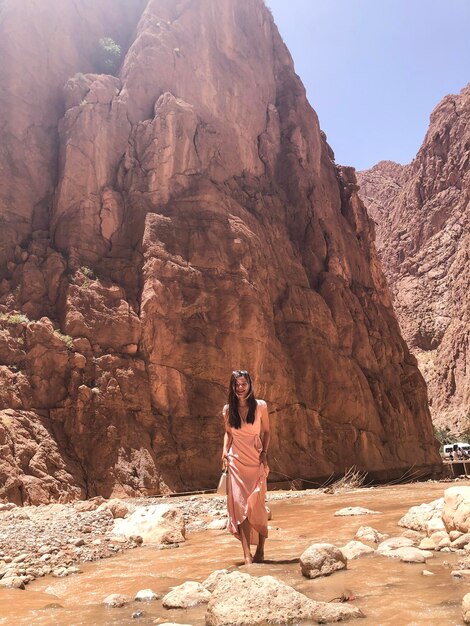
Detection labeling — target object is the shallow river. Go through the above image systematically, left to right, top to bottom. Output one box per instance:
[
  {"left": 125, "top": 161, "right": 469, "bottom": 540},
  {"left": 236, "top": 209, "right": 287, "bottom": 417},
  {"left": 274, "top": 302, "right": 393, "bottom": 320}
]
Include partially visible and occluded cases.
[{"left": 0, "top": 481, "right": 468, "bottom": 625}]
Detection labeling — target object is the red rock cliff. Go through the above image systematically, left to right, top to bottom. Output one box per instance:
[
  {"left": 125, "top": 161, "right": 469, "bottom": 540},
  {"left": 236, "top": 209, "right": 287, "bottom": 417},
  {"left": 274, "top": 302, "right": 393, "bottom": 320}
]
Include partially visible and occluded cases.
[
  {"left": 0, "top": 0, "right": 441, "bottom": 504},
  {"left": 358, "top": 85, "right": 469, "bottom": 434}
]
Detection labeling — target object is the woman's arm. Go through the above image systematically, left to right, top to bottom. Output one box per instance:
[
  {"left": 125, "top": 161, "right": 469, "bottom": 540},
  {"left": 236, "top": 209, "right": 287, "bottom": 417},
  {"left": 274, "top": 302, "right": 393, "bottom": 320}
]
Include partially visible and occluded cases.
[
  {"left": 259, "top": 400, "right": 270, "bottom": 467},
  {"left": 221, "top": 405, "right": 232, "bottom": 469}
]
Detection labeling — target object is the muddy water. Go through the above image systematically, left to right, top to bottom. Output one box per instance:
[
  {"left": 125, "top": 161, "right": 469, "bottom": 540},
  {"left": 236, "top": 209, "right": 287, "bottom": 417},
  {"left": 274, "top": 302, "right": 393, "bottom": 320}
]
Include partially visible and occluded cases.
[{"left": 0, "top": 481, "right": 468, "bottom": 625}]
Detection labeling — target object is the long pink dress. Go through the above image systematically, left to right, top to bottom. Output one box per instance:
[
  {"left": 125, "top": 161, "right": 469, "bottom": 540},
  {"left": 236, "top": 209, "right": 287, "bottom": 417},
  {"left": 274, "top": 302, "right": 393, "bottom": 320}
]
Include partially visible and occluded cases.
[{"left": 227, "top": 399, "right": 269, "bottom": 545}]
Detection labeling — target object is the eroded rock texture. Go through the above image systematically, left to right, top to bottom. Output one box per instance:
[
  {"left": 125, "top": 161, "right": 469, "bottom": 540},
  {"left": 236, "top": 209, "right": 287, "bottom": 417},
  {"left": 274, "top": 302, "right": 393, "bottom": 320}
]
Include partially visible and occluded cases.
[
  {"left": 0, "top": 0, "right": 440, "bottom": 503},
  {"left": 357, "top": 85, "right": 469, "bottom": 432}
]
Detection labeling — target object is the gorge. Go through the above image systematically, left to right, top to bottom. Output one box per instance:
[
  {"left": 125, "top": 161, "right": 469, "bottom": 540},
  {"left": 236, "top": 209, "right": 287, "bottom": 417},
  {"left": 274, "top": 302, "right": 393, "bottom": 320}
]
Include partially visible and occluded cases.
[
  {"left": 0, "top": 0, "right": 441, "bottom": 504},
  {"left": 357, "top": 84, "right": 469, "bottom": 435}
]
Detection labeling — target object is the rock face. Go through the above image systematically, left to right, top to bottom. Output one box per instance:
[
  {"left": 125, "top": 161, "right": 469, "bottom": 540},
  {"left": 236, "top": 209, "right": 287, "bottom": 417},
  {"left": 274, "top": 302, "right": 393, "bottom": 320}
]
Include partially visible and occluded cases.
[
  {"left": 0, "top": 0, "right": 440, "bottom": 503},
  {"left": 357, "top": 85, "right": 470, "bottom": 431}
]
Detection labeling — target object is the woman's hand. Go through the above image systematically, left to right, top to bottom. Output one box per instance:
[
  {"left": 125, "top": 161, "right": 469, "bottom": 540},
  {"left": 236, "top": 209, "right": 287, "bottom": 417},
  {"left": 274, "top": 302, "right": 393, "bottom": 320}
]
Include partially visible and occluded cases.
[
  {"left": 260, "top": 450, "right": 268, "bottom": 467},
  {"left": 221, "top": 453, "right": 228, "bottom": 471}
]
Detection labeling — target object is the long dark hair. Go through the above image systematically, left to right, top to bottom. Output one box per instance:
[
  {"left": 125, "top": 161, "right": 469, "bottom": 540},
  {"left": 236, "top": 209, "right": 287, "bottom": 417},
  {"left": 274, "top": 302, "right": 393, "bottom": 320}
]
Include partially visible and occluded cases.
[{"left": 227, "top": 370, "right": 257, "bottom": 429}]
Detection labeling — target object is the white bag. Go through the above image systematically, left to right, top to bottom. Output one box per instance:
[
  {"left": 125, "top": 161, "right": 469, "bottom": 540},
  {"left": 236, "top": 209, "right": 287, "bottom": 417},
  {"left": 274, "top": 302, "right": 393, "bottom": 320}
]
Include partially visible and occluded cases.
[{"left": 216, "top": 471, "right": 228, "bottom": 495}]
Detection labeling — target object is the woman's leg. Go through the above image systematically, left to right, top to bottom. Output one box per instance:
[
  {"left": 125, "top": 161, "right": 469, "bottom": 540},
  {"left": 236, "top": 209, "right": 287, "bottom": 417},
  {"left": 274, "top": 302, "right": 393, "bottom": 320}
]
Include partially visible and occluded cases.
[
  {"left": 239, "top": 519, "right": 253, "bottom": 564},
  {"left": 253, "top": 534, "right": 265, "bottom": 563}
]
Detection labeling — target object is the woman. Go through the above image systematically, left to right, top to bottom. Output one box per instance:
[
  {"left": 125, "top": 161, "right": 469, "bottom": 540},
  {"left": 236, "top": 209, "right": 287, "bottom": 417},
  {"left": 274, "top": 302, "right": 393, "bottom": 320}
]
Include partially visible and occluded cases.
[{"left": 221, "top": 370, "right": 270, "bottom": 564}]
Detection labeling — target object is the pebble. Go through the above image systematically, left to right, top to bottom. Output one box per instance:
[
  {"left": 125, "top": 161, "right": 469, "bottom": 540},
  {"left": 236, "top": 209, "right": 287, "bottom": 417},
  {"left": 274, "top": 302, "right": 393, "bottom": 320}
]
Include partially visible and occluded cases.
[{"left": 422, "top": 569, "right": 435, "bottom": 576}]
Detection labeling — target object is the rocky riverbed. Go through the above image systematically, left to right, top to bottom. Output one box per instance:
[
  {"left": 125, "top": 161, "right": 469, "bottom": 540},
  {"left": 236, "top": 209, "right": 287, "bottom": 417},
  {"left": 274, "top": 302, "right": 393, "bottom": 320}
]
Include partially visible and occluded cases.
[
  {"left": 3, "top": 481, "right": 470, "bottom": 625},
  {"left": 0, "top": 490, "right": 309, "bottom": 589}
]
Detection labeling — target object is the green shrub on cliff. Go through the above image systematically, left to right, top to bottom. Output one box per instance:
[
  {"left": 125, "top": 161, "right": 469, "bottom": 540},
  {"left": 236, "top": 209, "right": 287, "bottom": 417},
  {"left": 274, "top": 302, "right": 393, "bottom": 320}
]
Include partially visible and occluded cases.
[
  {"left": 95, "top": 37, "right": 122, "bottom": 75},
  {"left": 79, "top": 265, "right": 95, "bottom": 279},
  {"left": 0, "top": 313, "right": 30, "bottom": 325},
  {"left": 53, "top": 330, "right": 75, "bottom": 351}
]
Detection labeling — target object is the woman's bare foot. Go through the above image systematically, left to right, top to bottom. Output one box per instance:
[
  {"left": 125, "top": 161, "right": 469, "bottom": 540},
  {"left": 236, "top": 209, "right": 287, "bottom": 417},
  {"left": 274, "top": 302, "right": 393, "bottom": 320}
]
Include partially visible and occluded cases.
[
  {"left": 253, "top": 550, "right": 264, "bottom": 563},
  {"left": 244, "top": 554, "right": 254, "bottom": 565}
]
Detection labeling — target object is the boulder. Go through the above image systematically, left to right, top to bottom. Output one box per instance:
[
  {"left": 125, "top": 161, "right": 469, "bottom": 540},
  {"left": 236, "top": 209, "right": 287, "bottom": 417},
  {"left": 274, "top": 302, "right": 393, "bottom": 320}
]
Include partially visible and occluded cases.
[
  {"left": 443, "top": 487, "right": 470, "bottom": 533},
  {"left": 73, "top": 497, "right": 106, "bottom": 512},
  {"left": 98, "top": 499, "right": 130, "bottom": 519},
  {"left": 398, "top": 499, "right": 444, "bottom": 533},
  {"left": 112, "top": 504, "right": 185, "bottom": 545},
  {"left": 354, "top": 526, "right": 387, "bottom": 543},
  {"left": 401, "top": 529, "right": 425, "bottom": 541},
  {"left": 430, "top": 530, "right": 449, "bottom": 545},
  {"left": 450, "top": 531, "right": 464, "bottom": 541},
  {"left": 451, "top": 533, "right": 470, "bottom": 549},
  {"left": 437, "top": 536, "right": 451, "bottom": 548},
  {"left": 377, "top": 537, "right": 415, "bottom": 553},
  {"left": 418, "top": 538, "right": 437, "bottom": 550},
  {"left": 340, "top": 541, "right": 375, "bottom": 560},
  {"left": 300, "top": 543, "right": 347, "bottom": 579},
  {"left": 380, "top": 547, "right": 432, "bottom": 563},
  {"left": 202, "top": 569, "right": 230, "bottom": 592},
  {"left": 206, "top": 571, "right": 364, "bottom": 625},
  {"left": 0, "top": 576, "right": 25, "bottom": 589},
  {"left": 162, "top": 581, "right": 211, "bottom": 609},
  {"left": 135, "top": 588, "right": 160, "bottom": 601},
  {"left": 463, "top": 593, "right": 470, "bottom": 624},
  {"left": 102, "top": 594, "right": 130, "bottom": 608}
]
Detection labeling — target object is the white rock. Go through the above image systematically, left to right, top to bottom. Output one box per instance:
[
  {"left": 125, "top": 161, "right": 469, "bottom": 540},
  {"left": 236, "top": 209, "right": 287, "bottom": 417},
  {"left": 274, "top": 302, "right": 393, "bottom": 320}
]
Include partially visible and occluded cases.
[
  {"left": 443, "top": 487, "right": 470, "bottom": 533},
  {"left": 97, "top": 499, "right": 130, "bottom": 519},
  {"left": 398, "top": 499, "right": 444, "bottom": 532},
  {"left": 0, "top": 503, "right": 16, "bottom": 512},
  {"left": 112, "top": 504, "right": 185, "bottom": 545},
  {"left": 334, "top": 507, "right": 380, "bottom": 516},
  {"left": 425, "top": 516, "right": 446, "bottom": 535},
  {"left": 207, "top": 518, "right": 228, "bottom": 530},
  {"left": 354, "top": 526, "right": 387, "bottom": 543},
  {"left": 430, "top": 530, "right": 449, "bottom": 544},
  {"left": 450, "top": 530, "right": 464, "bottom": 541},
  {"left": 451, "top": 533, "right": 470, "bottom": 549},
  {"left": 437, "top": 536, "right": 451, "bottom": 548},
  {"left": 377, "top": 537, "right": 415, "bottom": 553},
  {"left": 418, "top": 538, "right": 436, "bottom": 550},
  {"left": 340, "top": 540, "right": 375, "bottom": 560},
  {"left": 300, "top": 543, "right": 347, "bottom": 579},
  {"left": 381, "top": 547, "right": 431, "bottom": 563},
  {"left": 12, "top": 554, "right": 27, "bottom": 563},
  {"left": 202, "top": 569, "right": 230, "bottom": 592},
  {"left": 422, "top": 569, "right": 434, "bottom": 576},
  {"left": 206, "top": 571, "right": 363, "bottom": 625},
  {"left": 0, "top": 576, "right": 25, "bottom": 589},
  {"left": 162, "top": 581, "right": 211, "bottom": 608},
  {"left": 135, "top": 588, "right": 159, "bottom": 601},
  {"left": 463, "top": 592, "right": 470, "bottom": 624},
  {"left": 102, "top": 593, "right": 130, "bottom": 608}
]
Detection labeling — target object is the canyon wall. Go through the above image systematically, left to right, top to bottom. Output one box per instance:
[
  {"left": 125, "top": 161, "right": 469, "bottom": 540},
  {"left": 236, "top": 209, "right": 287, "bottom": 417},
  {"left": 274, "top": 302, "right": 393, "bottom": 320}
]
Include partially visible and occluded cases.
[
  {"left": 0, "top": 0, "right": 441, "bottom": 504},
  {"left": 357, "top": 85, "right": 469, "bottom": 433}
]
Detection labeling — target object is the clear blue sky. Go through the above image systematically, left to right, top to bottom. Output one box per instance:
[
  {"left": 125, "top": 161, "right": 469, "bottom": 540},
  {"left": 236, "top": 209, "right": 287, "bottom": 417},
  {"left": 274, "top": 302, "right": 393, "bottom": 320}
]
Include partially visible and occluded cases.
[{"left": 266, "top": 0, "right": 470, "bottom": 170}]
